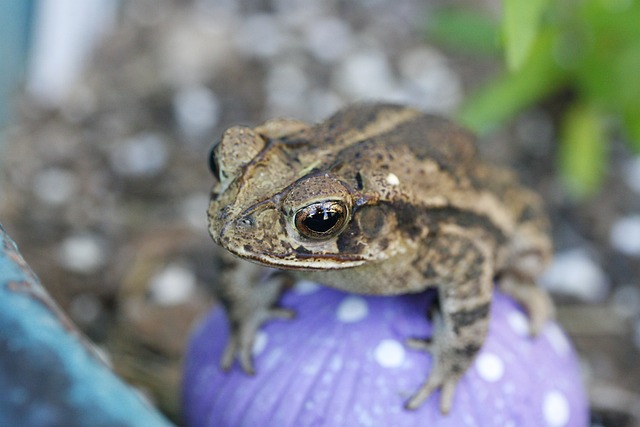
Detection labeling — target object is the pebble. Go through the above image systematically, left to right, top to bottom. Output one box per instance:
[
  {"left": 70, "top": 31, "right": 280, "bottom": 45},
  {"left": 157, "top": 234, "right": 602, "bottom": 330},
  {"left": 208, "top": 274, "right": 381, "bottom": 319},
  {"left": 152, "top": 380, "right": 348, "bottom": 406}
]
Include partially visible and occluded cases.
[
  {"left": 193, "top": 0, "right": 240, "bottom": 17},
  {"left": 273, "top": 0, "right": 326, "bottom": 24},
  {"left": 234, "top": 13, "right": 284, "bottom": 59},
  {"left": 304, "top": 17, "right": 353, "bottom": 63},
  {"left": 160, "top": 22, "right": 228, "bottom": 86},
  {"left": 398, "top": 47, "right": 461, "bottom": 114},
  {"left": 334, "top": 50, "right": 399, "bottom": 100},
  {"left": 265, "top": 62, "right": 309, "bottom": 116},
  {"left": 61, "top": 84, "right": 98, "bottom": 123},
  {"left": 173, "top": 84, "right": 220, "bottom": 139},
  {"left": 306, "top": 89, "right": 344, "bottom": 121},
  {"left": 109, "top": 133, "right": 168, "bottom": 178},
  {"left": 623, "top": 156, "right": 640, "bottom": 194},
  {"left": 32, "top": 168, "right": 78, "bottom": 206},
  {"left": 181, "top": 193, "right": 210, "bottom": 232},
  {"left": 609, "top": 215, "right": 640, "bottom": 257},
  {"left": 57, "top": 233, "right": 107, "bottom": 274},
  {"left": 540, "top": 248, "right": 609, "bottom": 302},
  {"left": 148, "top": 263, "right": 197, "bottom": 306},
  {"left": 611, "top": 285, "right": 640, "bottom": 318},
  {"left": 69, "top": 293, "right": 102, "bottom": 325}
]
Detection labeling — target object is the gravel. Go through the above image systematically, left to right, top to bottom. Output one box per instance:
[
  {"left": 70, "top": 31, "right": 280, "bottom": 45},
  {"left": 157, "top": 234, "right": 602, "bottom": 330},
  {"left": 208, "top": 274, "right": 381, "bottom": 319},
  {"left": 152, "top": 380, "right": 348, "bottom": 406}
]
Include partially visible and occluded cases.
[{"left": 1, "top": 0, "right": 639, "bottom": 424}]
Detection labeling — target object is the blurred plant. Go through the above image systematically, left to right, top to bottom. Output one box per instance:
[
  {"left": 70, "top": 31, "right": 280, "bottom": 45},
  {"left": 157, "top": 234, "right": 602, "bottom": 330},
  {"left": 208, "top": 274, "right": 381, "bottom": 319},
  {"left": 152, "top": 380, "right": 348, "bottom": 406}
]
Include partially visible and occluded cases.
[{"left": 428, "top": 0, "right": 640, "bottom": 197}]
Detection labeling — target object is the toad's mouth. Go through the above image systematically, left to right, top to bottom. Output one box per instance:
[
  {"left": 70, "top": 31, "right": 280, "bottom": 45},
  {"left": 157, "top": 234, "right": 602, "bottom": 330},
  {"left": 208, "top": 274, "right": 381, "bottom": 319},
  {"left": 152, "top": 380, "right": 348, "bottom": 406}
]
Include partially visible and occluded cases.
[
  {"left": 216, "top": 220, "right": 366, "bottom": 270},
  {"left": 222, "top": 240, "right": 368, "bottom": 271}
]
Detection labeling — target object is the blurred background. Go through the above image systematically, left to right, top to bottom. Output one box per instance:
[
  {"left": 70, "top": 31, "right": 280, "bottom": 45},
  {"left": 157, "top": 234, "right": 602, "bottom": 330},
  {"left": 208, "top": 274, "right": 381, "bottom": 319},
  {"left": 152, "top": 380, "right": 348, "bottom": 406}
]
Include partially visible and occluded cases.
[{"left": 1, "top": 0, "right": 639, "bottom": 425}]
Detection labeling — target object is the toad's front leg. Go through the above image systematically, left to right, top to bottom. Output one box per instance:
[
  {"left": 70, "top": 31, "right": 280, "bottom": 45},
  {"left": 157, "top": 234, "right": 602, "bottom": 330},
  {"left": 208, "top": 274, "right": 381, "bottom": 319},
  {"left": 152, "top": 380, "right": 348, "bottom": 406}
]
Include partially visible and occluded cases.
[
  {"left": 406, "top": 227, "right": 494, "bottom": 414},
  {"left": 215, "top": 252, "right": 295, "bottom": 374}
]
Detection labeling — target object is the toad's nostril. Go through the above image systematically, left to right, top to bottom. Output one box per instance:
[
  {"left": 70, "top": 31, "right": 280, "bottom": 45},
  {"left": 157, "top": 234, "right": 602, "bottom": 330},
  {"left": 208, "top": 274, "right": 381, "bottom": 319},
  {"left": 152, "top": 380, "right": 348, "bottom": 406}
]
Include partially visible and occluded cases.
[{"left": 215, "top": 206, "right": 234, "bottom": 223}]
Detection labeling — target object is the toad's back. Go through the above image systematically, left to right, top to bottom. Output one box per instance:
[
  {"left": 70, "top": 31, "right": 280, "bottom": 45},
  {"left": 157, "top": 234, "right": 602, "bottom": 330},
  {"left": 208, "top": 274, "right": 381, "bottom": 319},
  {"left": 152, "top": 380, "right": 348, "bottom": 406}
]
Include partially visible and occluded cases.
[{"left": 303, "top": 103, "right": 552, "bottom": 273}]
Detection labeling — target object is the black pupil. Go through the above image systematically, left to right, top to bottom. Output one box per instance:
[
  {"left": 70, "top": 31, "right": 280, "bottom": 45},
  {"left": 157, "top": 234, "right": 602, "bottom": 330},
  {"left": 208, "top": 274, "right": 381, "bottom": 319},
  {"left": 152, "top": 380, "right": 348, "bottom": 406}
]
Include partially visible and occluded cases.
[{"left": 304, "top": 208, "right": 339, "bottom": 233}]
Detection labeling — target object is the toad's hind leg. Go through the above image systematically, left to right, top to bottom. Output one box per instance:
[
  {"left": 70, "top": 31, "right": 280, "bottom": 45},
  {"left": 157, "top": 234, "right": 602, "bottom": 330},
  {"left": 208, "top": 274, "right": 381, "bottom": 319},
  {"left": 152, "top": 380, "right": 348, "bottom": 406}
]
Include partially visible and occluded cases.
[
  {"left": 474, "top": 163, "right": 555, "bottom": 335},
  {"left": 498, "top": 226, "right": 554, "bottom": 335},
  {"left": 407, "top": 227, "right": 494, "bottom": 413}
]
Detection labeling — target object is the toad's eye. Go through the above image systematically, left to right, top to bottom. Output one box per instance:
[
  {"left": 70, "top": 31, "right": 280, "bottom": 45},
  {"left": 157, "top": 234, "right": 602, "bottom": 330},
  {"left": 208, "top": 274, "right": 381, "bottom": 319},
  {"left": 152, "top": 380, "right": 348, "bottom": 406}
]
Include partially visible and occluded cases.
[
  {"left": 208, "top": 143, "right": 220, "bottom": 179},
  {"left": 294, "top": 201, "right": 348, "bottom": 240}
]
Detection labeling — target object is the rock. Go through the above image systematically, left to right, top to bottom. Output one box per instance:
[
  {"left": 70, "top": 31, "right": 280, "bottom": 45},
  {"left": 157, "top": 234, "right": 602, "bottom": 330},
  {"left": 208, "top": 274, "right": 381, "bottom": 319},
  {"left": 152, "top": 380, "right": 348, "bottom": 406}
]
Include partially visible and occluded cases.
[
  {"left": 234, "top": 13, "right": 285, "bottom": 59},
  {"left": 304, "top": 17, "right": 353, "bottom": 63},
  {"left": 398, "top": 47, "right": 462, "bottom": 114},
  {"left": 334, "top": 51, "right": 399, "bottom": 100},
  {"left": 265, "top": 62, "right": 309, "bottom": 117},
  {"left": 173, "top": 85, "right": 220, "bottom": 139},
  {"left": 109, "top": 133, "right": 168, "bottom": 178},
  {"left": 623, "top": 156, "right": 640, "bottom": 194},
  {"left": 32, "top": 168, "right": 78, "bottom": 206},
  {"left": 180, "top": 193, "right": 210, "bottom": 233},
  {"left": 609, "top": 215, "right": 640, "bottom": 257},
  {"left": 57, "top": 233, "right": 107, "bottom": 274},
  {"left": 540, "top": 249, "right": 609, "bottom": 302},
  {"left": 148, "top": 263, "right": 197, "bottom": 306},
  {"left": 611, "top": 285, "right": 640, "bottom": 318}
]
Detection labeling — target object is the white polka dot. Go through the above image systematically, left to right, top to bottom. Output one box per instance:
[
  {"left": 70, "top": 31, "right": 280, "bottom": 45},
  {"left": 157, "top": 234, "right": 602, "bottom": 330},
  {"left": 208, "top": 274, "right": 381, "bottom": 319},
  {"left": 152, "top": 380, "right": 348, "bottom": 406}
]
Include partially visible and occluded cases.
[
  {"left": 386, "top": 172, "right": 400, "bottom": 186},
  {"left": 294, "top": 280, "right": 320, "bottom": 294},
  {"left": 336, "top": 296, "right": 369, "bottom": 323},
  {"left": 507, "top": 310, "right": 530, "bottom": 337},
  {"left": 546, "top": 324, "right": 570, "bottom": 357},
  {"left": 252, "top": 331, "right": 268, "bottom": 356},
  {"left": 374, "top": 339, "right": 405, "bottom": 368},
  {"left": 475, "top": 352, "right": 505, "bottom": 382},
  {"left": 543, "top": 390, "right": 570, "bottom": 427}
]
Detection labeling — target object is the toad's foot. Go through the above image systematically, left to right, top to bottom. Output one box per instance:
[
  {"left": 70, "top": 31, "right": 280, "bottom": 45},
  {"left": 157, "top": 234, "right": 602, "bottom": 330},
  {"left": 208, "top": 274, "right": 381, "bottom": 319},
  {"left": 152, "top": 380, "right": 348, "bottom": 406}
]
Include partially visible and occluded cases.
[
  {"left": 215, "top": 256, "right": 295, "bottom": 374},
  {"left": 221, "top": 303, "right": 294, "bottom": 374},
  {"left": 404, "top": 307, "right": 483, "bottom": 414},
  {"left": 405, "top": 337, "right": 460, "bottom": 413}
]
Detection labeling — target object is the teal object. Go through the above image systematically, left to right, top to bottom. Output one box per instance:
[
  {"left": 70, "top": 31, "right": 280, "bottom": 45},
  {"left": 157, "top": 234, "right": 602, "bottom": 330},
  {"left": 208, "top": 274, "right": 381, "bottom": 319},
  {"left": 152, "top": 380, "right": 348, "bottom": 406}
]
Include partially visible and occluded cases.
[{"left": 0, "top": 224, "right": 174, "bottom": 427}]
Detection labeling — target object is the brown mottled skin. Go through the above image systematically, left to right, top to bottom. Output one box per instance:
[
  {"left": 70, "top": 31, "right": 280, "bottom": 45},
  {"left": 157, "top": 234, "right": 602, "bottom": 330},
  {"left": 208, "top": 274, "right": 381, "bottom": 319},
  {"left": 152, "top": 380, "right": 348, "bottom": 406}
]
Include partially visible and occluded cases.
[{"left": 207, "top": 103, "right": 554, "bottom": 413}]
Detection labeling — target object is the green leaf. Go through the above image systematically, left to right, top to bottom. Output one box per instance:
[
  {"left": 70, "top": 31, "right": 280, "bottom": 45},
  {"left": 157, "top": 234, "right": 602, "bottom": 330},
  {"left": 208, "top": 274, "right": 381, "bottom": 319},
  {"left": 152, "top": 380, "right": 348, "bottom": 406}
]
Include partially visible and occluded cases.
[
  {"left": 502, "top": 0, "right": 551, "bottom": 70},
  {"left": 427, "top": 8, "right": 501, "bottom": 56},
  {"left": 458, "top": 31, "right": 565, "bottom": 133},
  {"left": 559, "top": 103, "right": 607, "bottom": 198},
  {"left": 623, "top": 107, "right": 640, "bottom": 153}
]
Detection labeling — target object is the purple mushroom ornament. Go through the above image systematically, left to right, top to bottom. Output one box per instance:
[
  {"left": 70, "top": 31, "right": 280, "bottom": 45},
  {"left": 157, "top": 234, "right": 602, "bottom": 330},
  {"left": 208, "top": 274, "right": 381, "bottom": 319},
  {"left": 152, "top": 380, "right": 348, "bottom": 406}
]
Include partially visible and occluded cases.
[{"left": 183, "top": 282, "right": 588, "bottom": 427}]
